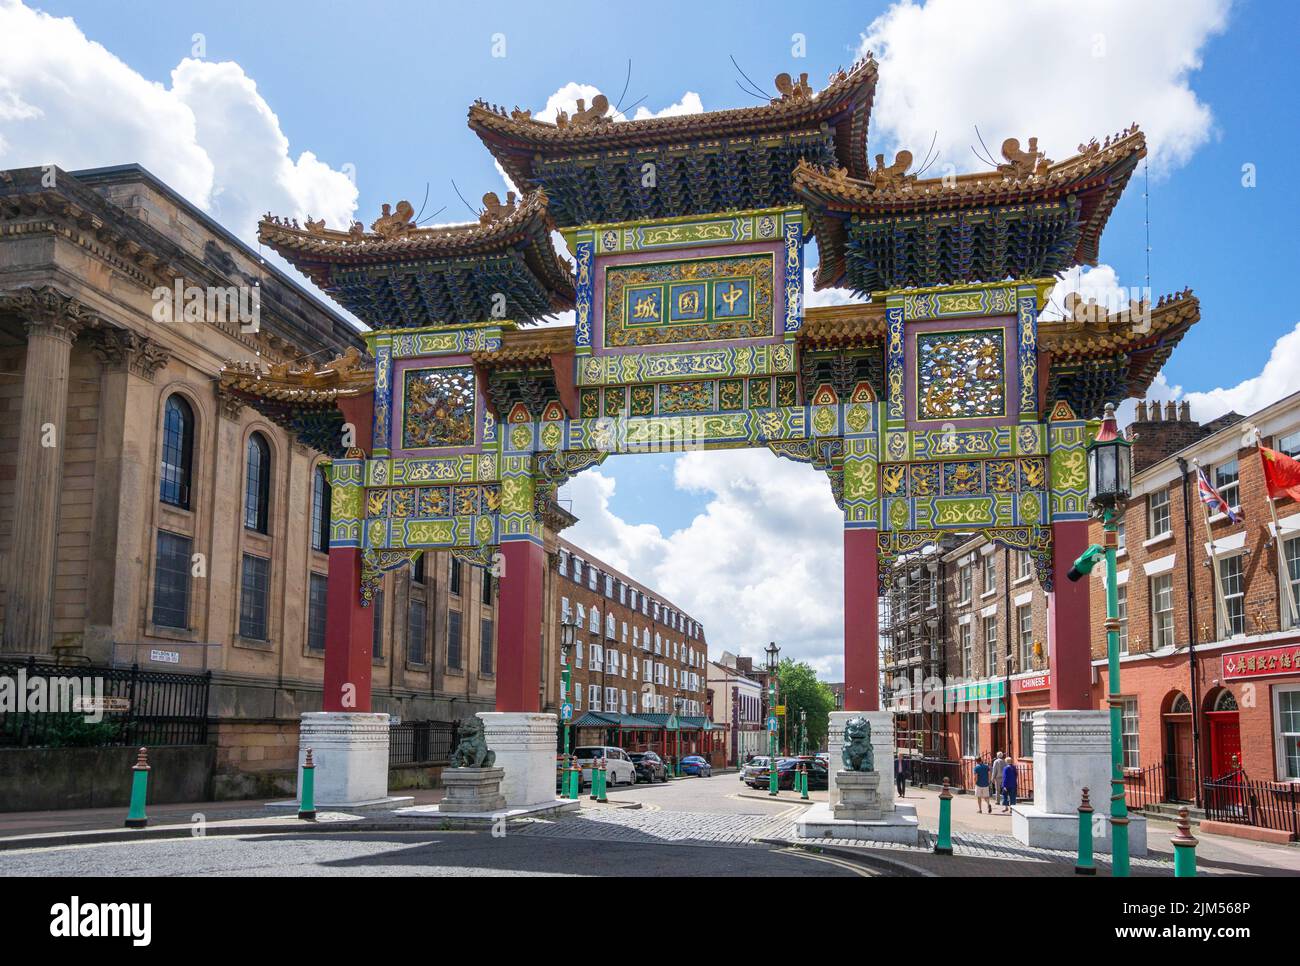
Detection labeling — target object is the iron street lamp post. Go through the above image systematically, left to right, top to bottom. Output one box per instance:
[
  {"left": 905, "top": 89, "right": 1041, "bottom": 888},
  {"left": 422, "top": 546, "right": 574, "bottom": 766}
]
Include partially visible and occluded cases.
[
  {"left": 1067, "top": 402, "right": 1133, "bottom": 877},
  {"left": 560, "top": 616, "right": 576, "bottom": 797},
  {"left": 766, "top": 641, "right": 780, "bottom": 797},
  {"left": 800, "top": 708, "right": 807, "bottom": 757}
]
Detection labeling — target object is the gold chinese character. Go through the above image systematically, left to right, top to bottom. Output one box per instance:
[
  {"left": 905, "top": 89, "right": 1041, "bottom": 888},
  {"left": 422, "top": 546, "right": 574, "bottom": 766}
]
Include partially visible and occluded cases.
[
  {"left": 718, "top": 283, "right": 745, "bottom": 314},
  {"left": 677, "top": 290, "right": 700, "bottom": 315},
  {"left": 633, "top": 293, "right": 659, "bottom": 320}
]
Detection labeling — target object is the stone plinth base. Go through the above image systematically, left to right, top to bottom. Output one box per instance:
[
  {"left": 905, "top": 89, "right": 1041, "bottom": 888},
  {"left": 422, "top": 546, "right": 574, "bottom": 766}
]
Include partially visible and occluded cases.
[
  {"left": 478, "top": 711, "right": 559, "bottom": 809},
  {"left": 827, "top": 711, "right": 895, "bottom": 812},
  {"left": 296, "top": 712, "right": 393, "bottom": 807},
  {"left": 438, "top": 767, "right": 506, "bottom": 814},
  {"left": 834, "top": 771, "right": 882, "bottom": 822},
  {"left": 796, "top": 801, "right": 921, "bottom": 845},
  {"left": 1012, "top": 804, "right": 1148, "bottom": 855}
]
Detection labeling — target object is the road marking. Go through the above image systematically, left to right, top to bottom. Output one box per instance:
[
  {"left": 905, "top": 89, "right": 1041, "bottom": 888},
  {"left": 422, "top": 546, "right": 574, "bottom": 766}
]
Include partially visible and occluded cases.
[{"left": 776, "top": 846, "right": 873, "bottom": 877}]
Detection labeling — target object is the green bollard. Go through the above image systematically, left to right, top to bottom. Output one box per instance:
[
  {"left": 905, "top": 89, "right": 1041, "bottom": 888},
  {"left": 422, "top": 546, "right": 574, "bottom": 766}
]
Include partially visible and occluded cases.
[
  {"left": 124, "top": 747, "right": 150, "bottom": 829},
  {"left": 299, "top": 748, "right": 317, "bottom": 821},
  {"left": 567, "top": 757, "right": 579, "bottom": 800},
  {"left": 598, "top": 758, "right": 609, "bottom": 802},
  {"left": 800, "top": 764, "right": 809, "bottom": 800},
  {"left": 934, "top": 777, "right": 954, "bottom": 855},
  {"left": 1075, "top": 786, "right": 1095, "bottom": 875},
  {"left": 1172, "top": 807, "right": 1198, "bottom": 878}
]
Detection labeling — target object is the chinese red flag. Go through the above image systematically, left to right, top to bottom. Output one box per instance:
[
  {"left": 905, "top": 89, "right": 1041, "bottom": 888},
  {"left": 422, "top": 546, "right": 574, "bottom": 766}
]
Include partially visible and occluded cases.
[{"left": 1260, "top": 446, "right": 1300, "bottom": 502}]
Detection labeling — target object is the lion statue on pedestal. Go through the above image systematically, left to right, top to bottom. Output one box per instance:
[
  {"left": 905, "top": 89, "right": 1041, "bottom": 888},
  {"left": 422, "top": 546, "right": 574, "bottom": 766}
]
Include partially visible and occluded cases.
[
  {"left": 448, "top": 716, "right": 496, "bottom": 768},
  {"left": 841, "top": 716, "right": 874, "bottom": 772}
]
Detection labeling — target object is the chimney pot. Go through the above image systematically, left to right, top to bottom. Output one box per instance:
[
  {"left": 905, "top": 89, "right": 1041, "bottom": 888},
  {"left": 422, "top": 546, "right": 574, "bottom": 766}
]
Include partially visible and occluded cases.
[
  {"left": 1179, "top": 400, "right": 1191, "bottom": 422},
  {"left": 1135, "top": 401, "right": 1148, "bottom": 421},
  {"left": 1165, "top": 401, "right": 1177, "bottom": 421}
]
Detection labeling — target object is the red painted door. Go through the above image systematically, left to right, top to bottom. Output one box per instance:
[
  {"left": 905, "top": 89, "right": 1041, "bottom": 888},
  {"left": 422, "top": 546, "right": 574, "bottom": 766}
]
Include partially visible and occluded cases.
[{"left": 1208, "top": 714, "right": 1242, "bottom": 778}]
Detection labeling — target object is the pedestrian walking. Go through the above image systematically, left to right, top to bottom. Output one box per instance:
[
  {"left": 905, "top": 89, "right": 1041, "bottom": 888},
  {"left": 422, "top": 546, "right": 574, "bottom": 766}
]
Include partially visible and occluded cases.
[
  {"left": 991, "top": 750, "right": 1006, "bottom": 805},
  {"left": 895, "top": 755, "right": 906, "bottom": 798},
  {"left": 972, "top": 756, "right": 992, "bottom": 813},
  {"left": 1001, "top": 759, "right": 1019, "bottom": 813}
]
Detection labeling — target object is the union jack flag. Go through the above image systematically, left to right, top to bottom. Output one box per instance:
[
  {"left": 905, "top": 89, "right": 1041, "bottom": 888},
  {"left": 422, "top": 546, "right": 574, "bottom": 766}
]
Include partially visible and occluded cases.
[{"left": 1197, "top": 467, "right": 1242, "bottom": 523}]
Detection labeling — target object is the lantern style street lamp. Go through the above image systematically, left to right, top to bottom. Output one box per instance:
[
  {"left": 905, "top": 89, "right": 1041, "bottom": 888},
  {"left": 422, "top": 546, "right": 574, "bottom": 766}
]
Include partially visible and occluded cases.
[
  {"left": 1067, "top": 401, "right": 1134, "bottom": 876},
  {"left": 559, "top": 614, "right": 577, "bottom": 797},
  {"left": 765, "top": 641, "right": 781, "bottom": 796},
  {"left": 799, "top": 708, "right": 807, "bottom": 756}
]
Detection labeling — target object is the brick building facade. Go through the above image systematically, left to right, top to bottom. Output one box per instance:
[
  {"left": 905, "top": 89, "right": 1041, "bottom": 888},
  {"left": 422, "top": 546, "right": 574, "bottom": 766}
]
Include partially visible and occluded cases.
[{"left": 1089, "top": 391, "right": 1300, "bottom": 794}]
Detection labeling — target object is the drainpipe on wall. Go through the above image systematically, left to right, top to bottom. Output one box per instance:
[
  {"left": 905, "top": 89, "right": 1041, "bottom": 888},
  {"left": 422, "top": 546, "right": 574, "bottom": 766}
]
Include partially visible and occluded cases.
[
  {"left": 1176, "top": 456, "right": 1204, "bottom": 808},
  {"left": 1004, "top": 547, "right": 1014, "bottom": 760}
]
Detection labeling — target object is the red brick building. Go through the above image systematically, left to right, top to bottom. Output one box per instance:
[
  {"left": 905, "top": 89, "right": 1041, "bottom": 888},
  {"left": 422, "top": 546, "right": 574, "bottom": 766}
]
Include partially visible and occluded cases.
[
  {"left": 1088, "top": 391, "right": 1300, "bottom": 796},
  {"left": 553, "top": 537, "right": 717, "bottom": 762}
]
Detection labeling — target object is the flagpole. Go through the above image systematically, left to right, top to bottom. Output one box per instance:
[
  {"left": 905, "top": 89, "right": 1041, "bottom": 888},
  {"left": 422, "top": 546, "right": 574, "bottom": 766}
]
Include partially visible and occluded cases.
[
  {"left": 1256, "top": 430, "right": 1300, "bottom": 629},
  {"left": 1192, "top": 458, "right": 1231, "bottom": 641}
]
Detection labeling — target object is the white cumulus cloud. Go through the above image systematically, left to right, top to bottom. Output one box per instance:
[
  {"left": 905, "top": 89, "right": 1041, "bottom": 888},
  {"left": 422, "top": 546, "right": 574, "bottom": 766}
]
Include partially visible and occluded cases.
[
  {"left": 0, "top": 0, "right": 357, "bottom": 249},
  {"left": 859, "top": 0, "right": 1230, "bottom": 176},
  {"left": 561, "top": 449, "right": 847, "bottom": 678}
]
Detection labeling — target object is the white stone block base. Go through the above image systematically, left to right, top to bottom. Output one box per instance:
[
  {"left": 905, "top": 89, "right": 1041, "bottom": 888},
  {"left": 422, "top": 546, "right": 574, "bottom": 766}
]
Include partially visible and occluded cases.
[
  {"left": 827, "top": 710, "right": 896, "bottom": 812},
  {"left": 478, "top": 711, "right": 560, "bottom": 809},
  {"left": 297, "top": 712, "right": 392, "bottom": 807},
  {"left": 796, "top": 801, "right": 921, "bottom": 845},
  {"left": 1012, "top": 804, "right": 1148, "bottom": 856}
]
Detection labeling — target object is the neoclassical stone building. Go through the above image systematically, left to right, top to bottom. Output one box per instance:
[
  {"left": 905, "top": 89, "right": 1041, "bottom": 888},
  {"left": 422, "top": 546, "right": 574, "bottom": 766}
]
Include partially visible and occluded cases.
[{"left": 0, "top": 164, "right": 512, "bottom": 794}]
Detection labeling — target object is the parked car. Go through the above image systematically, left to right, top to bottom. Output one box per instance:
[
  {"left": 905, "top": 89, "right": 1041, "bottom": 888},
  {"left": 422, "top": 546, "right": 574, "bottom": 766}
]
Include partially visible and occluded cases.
[
  {"left": 573, "top": 746, "right": 637, "bottom": 787},
  {"left": 628, "top": 750, "right": 667, "bottom": 783},
  {"left": 679, "top": 755, "right": 712, "bottom": 777},
  {"left": 788, "top": 755, "right": 829, "bottom": 790},
  {"left": 741, "top": 756, "right": 771, "bottom": 784},
  {"left": 746, "top": 757, "right": 793, "bottom": 789}
]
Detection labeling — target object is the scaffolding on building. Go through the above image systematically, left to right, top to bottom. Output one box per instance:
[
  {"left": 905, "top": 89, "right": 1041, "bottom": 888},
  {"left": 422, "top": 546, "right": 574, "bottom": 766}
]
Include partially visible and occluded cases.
[{"left": 879, "top": 540, "right": 959, "bottom": 759}]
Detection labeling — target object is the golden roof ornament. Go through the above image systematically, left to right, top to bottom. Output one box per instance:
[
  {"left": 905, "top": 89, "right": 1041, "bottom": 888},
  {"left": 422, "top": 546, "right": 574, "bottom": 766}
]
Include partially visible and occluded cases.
[
  {"left": 772, "top": 71, "right": 812, "bottom": 103},
  {"left": 556, "top": 94, "right": 611, "bottom": 130},
  {"left": 998, "top": 136, "right": 1051, "bottom": 179},
  {"left": 868, "top": 150, "right": 915, "bottom": 189},
  {"left": 479, "top": 191, "right": 518, "bottom": 224},
  {"left": 370, "top": 201, "right": 416, "bottom": 237},
  {"left": 304, "top": 216, "right": 326, "bottom": 234}
]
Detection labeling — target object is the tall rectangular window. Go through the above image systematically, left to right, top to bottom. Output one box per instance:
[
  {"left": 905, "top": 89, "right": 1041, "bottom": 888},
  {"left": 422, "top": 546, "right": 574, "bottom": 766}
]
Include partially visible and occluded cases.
[
  {"left": 1279, "top": 431, "right": 1300, "bottom": 459},
  {"left": 1214, "top": 459, "right": 1240, "bottom": 513},
  {"left": 310, "top": 466, "right": 330, "bottom": 553},
  {"left": 1148, "top": 489, "right": 1171, "bottom": 538},
  {"left": 152, "top": 530, "right": 191, "bottom": 629},
  {"left": 1284, "top": 536, "right": 1300, "bottom": 629},
  {"left": 1017, "top": 551, "right": 1033, "bottom": 580},
  {"left": 238, "top": 553, "right": 270, "bottom": 640},
  {"left": 1219, "top": 554, "right": 1245, "bottom": 636},
  {"left": 450, "top": 556, "right": 461, "bottom": 596},
  {"left": 982, "top": 557, "right": 996, "bottom": 595},
  {"left": 958, "top": 563, "right": 972, "bottom": 603},
  {"left": 481, "top": 571, "right": 493, "bottom": 606},
  {"left": 307, "top": 572, "right": 328, "bottom": 652},
  {"left": 1151, "top": 573, "right": 1174, "bottom": 647},
  {"left": 1117, "top": 582, "right": 1129, "bottom": 654},
  {"left": 371, "top": 589, "right": 384, "bottom": 659},
  {"left": 408, "top": 600, "right": 426, "bottom": 665},
  {"left": 1017, "top": 604, "right": 1033, "bottom": 670},
  {"left": 448, "top": 611, "right": 462, "bottom": 669},
  {"left": 984, "top": 616, "right": 998, "bottom": 677},
  {"left": 480, "top": 618, "right": 494, "bottom": 675},
  {"left": 959, "top": 622, "right": 972, "bottom": 677},
  {"left": 1276, "top": 687, "right": 1300, "bottom": 780},
  {"left": 1121, "top": 698, "right": 1140, "bottom": 769},
  {"left": 1019, "top": 710, "right": 1035, "bottom": 758},
  {"left": 961, "top": 712, "right": 979, "bottom": 758}
]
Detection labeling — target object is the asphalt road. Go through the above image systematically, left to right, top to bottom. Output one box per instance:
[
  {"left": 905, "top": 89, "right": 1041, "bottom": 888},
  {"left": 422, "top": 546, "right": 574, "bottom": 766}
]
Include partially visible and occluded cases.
[
  {"left": 0, "top": 774, "right": 874, "bottom": 877},
  {"left": 0, "top": 829, "right": 870, "bottom": 877}
]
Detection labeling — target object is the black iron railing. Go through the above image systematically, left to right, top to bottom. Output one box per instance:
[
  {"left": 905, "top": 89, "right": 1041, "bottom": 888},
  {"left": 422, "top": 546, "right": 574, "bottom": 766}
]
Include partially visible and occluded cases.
[
  {"left": 0, "top": 657, "right": 210, "bottom": 748},
  {"left": 389, "top": 720, "right": 455, "bottom": 767},
  {"left": 901, "top": 755, "right": 1034, "bottom": 801},
  {"left": 1203, "top": 772, "right": 1299, "bottom": 838}
]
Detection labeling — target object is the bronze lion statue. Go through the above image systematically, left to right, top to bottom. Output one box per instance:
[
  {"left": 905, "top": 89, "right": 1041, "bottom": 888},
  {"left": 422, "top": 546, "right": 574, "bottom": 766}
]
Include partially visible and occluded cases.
[
  {"left": 448, "top": 716, "right": 496, "bottom": 768},
  {"left": 841, "top": 716, "right": 874, "bottom": 772}
]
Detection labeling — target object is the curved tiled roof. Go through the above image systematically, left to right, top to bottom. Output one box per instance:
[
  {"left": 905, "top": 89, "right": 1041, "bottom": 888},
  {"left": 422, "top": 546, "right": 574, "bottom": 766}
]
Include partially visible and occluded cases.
[
  {"left": 469, "top": 58, "right": 879, "bottom": 189},
  {"left": 796, "top": 126, "right": 1147, "bottom": 292}
]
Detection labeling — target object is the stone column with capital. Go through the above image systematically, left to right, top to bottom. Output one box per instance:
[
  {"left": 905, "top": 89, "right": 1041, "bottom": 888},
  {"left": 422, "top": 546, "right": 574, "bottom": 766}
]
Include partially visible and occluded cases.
[{"left": 1, "top": 287, "right": 93, "bottom": 654}]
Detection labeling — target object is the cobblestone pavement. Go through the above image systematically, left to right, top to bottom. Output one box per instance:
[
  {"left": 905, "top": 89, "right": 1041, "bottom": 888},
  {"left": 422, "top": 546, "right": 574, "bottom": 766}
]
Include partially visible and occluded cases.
[{"left": 516, "top": 801, "right": 805, "bottom": 849}]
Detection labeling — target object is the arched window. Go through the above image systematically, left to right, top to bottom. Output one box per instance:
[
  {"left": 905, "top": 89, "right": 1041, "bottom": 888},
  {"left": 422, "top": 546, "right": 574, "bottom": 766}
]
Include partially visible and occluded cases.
[
  {"left": 159, "top": 394, "right": 194, "bottom": 508},
  {"left": 244, "top": 432, "right": 271, "bottom": 533},
  {"left": 310, "top": 465, "right": 330, "bottom": 552},
  {"left": 1214, "top": 690, "right": 1239, "bottom": 712},
  {"left": 1170, "top": 693, "right": 1192, "bottom": 714}
]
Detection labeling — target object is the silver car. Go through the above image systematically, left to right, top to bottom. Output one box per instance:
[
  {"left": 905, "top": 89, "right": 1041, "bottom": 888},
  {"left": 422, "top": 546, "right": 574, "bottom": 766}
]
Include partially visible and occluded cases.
[{"left": 740, "top": 756, "right": 771, "bottom": 784}]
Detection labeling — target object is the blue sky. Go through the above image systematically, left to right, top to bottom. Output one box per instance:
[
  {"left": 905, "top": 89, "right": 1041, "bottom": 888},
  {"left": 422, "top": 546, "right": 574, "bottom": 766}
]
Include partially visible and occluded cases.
[{"left": 3, "top": 0, "right": 1296, "bottom": 673}]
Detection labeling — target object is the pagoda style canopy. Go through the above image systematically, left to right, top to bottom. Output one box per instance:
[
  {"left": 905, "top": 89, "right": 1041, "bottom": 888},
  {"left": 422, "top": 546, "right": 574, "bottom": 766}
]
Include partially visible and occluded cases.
[
  {"left": 469, "top": 59, "right": 878, "bottom": 226},
  {"left": 796, "top": 125, "right": 1146, "bottom": 295},
  {"left": 256, "top": 189, "right": 575, "bottom": 329}
]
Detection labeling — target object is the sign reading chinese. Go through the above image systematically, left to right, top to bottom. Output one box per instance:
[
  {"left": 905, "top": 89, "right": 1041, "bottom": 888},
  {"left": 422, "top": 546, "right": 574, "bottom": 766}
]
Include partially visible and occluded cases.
[
  {"left": 1223, "top": 643, "right": 1300, "bottom": 681},
  {"left": 1012, "top": 672, "right": 1051, "bottom": 694}
]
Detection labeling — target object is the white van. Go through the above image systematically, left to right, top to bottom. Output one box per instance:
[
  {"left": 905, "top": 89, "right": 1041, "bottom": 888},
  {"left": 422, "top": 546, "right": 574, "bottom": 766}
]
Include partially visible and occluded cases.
[{"left": 573, "top": 746, "right": 637, "bottom": 787}]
